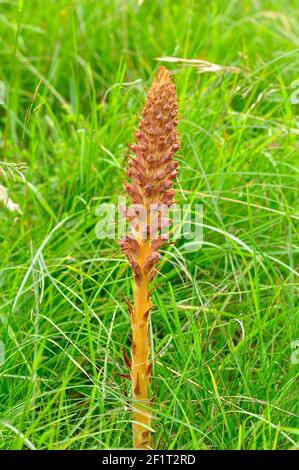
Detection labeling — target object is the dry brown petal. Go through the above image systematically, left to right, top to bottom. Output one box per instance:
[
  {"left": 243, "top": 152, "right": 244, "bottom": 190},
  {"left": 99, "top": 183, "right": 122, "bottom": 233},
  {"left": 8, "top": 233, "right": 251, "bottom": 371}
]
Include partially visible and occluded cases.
[{"left": 144, "top": 252, "right": 160, "bottom": 274}]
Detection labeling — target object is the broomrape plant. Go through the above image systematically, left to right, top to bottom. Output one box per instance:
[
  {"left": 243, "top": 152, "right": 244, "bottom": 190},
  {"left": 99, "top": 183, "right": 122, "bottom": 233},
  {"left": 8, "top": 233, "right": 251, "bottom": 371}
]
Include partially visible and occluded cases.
[{"left": 119, "top": 67, "right": 180, "bottom": 449}]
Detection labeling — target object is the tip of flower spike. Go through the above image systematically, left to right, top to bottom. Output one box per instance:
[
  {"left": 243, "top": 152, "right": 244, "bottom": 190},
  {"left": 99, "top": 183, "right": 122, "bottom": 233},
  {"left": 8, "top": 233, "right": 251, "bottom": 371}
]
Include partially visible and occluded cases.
[{"left": 156, "top": 66, "right": 173, "bottom": 84}]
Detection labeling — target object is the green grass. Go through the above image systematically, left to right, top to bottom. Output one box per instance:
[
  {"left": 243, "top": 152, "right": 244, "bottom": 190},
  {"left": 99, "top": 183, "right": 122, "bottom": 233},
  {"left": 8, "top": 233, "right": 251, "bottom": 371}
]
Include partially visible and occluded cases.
[{"left": 0, "top": 0, "right": 299, "bottom": 450}]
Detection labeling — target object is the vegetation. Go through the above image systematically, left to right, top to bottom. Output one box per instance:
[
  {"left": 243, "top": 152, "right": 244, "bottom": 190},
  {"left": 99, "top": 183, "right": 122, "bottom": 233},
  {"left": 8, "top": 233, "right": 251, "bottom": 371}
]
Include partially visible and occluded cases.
[
  {"left": 0, "top": 0, "right": 298, "bottom": 450},
  {"left": 120, "top": 66, "right": 179, "bottom": 448}
]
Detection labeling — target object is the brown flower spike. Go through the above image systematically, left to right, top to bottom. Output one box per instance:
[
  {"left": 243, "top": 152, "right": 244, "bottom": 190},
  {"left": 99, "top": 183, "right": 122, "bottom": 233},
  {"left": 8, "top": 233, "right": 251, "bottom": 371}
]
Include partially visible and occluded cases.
[{"left": 119, "top": 67, "right": 179, "bottom": 449}]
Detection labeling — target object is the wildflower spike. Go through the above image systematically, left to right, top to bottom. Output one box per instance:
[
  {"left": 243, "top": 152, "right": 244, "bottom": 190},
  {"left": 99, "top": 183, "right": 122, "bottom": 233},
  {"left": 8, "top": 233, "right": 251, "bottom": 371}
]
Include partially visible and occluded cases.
[{"left": 119, "top": 67, "right": 179, "bottom": 449}]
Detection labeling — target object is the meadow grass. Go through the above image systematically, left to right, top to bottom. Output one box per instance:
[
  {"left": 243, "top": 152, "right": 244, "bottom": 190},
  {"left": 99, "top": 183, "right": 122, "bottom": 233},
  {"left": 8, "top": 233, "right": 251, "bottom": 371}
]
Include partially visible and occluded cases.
[{"left": 0, "top": 0, "right": 298, "bottom": 450}]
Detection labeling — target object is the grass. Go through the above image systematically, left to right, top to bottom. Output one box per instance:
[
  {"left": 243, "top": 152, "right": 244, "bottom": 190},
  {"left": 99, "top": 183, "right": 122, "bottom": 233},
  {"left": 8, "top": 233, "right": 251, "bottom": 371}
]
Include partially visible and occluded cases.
[{"left": 0, "top": 0, "right": 298, "bottom": 450}]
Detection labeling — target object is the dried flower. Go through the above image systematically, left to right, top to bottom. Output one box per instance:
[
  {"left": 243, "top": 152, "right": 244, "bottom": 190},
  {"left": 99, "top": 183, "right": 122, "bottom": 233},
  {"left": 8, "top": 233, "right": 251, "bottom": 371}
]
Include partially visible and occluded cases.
[{"left": 119, "top": 66, "right": 179, "bottom": 449}]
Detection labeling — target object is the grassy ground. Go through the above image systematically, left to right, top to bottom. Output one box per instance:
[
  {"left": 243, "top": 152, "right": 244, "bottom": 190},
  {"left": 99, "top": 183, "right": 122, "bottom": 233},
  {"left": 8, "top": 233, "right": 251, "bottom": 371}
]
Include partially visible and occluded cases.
[{"left": 0, "top": 0, "right": 299, "bottom": 450}]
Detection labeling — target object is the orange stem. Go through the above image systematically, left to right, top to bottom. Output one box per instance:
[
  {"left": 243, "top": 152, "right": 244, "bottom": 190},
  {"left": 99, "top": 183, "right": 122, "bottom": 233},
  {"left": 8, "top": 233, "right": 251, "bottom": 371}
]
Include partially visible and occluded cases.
[{"left": 131, "top": 240, "right": 152, "bottom": 449}]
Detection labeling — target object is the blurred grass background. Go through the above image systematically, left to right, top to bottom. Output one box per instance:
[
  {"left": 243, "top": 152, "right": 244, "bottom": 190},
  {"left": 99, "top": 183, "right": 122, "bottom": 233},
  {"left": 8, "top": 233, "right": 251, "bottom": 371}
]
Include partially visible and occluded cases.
[{"left": 0, "top": 0, "right": 298, "bottom": 449}]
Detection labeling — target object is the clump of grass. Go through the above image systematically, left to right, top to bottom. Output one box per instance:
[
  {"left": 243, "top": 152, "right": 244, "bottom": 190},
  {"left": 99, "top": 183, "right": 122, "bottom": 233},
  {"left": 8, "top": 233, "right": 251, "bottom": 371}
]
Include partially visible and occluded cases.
[
  {"left": 1, "top": 0, "right": 298, "bottom": 452},
  {"left": 119, "top": 67, "right": 179, "bottom": 449},
  {"left": 0, "top": 162, "right": 26, "bottom": 181}
]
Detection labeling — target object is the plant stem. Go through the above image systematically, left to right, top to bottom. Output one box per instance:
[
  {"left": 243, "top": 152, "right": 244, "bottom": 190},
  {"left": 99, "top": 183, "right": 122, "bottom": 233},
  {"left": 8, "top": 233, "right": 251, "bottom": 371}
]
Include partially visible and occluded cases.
[{"left": 131, "top": 239, "right": 152, "bottom": 449}]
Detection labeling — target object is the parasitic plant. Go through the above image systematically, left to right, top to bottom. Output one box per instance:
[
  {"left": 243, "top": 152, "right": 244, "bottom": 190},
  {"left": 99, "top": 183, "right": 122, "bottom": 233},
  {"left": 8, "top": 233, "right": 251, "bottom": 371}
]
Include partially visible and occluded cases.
[{"left": 119, "top": 67, "right": 179, "bottom": 449}]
